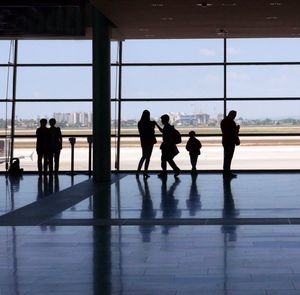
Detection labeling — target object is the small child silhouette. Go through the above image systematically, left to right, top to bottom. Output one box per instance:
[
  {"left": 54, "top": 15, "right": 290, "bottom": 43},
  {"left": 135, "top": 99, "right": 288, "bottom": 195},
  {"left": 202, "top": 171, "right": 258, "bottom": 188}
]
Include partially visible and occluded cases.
[{"left": 186, "top": 131, "right": 202, "bottom": 173}]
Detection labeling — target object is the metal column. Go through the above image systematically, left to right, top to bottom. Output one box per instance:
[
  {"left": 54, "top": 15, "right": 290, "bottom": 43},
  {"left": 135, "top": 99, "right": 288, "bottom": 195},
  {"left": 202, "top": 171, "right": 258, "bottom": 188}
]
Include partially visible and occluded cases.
[
  {"left": 92, "top": 7, "right": 111, "bottom": 182},
  {"left": 223, "top": 37, "right": 227, "bottom": 117},
  {"left": 10, "top": 40, "right": 18, "bottom": 165},
  {"left": 116, "top": 41, "right": 122, "bottom": 171}
]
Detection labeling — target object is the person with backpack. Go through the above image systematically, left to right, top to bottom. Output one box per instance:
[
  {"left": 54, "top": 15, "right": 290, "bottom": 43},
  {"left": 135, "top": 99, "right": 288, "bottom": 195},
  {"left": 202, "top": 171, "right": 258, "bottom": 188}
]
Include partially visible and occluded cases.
[
  {"left": 156, "top": 114, "right": 181, "bottom": 178},
  {"left": 186, "top": 130, "right": 202, "bottom": 173}
]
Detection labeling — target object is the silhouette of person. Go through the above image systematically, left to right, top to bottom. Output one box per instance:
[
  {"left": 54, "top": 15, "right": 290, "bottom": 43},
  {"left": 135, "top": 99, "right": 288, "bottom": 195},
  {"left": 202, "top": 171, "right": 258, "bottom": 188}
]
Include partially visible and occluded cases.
[
  {"left": 137, "top": 110, "right": 157, "bottom": 179},
  {"left": 220, "top": 110, "right": 240, "bottom": 178},
  {"left": 156, "top": 114, "right": 181, "bottom": 178},
  {"left": 36, "top": 118, "right": 49, "bottom": 175},
  {"left": 48, "top": 118, "right": 62, "bottom": 174},
  {"left": 186, "top": 131, "right": 202, "bottom": 173},
  {"left": 186, "top": 174, "right": 201, "bottom": 216},
  {"left": 137, "top": 177, "right": 156, "bottom": 242},
  {"left": 160, "top": 177, "right": 181, "bottom": 235}
]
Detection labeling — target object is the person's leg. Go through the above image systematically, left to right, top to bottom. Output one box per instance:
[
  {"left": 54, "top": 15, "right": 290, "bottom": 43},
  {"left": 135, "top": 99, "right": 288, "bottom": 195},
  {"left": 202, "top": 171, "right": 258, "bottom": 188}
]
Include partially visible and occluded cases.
[
  {"left": 223, "top": 144, "right": 235, "bottom": 173},
  {"left": 144, "top": 145, "right": 153, "bottom": 171},
  {"left": 137, "top": 146, "right": 147, "bottom": 172},
  {"left": 54, "top": 151, "right": 60, "bottom": 173},
  {"left": 48, "top": 152, "right": 53, "bottom": 173},
  {"left": 158, "top": 152, "right": 167, "bottom": 177},
  {"left": 37, "top": 153, "right": 43, "bottom": 174},
  {"left": 43, "top": 153, "right": 49, "bottom": 174},
  {"left": 191, "top": 154, "right": 198, "bottom": 171},
  {"left": 167, "top": 157, "right": 180, "bottom": 177}
]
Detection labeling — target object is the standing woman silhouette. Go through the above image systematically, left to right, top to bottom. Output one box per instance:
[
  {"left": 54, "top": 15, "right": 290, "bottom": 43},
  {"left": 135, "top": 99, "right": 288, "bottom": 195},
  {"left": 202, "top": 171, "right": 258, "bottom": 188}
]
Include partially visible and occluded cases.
[{"left": 137, "top": 110, "right": 157, "bottom": 178}]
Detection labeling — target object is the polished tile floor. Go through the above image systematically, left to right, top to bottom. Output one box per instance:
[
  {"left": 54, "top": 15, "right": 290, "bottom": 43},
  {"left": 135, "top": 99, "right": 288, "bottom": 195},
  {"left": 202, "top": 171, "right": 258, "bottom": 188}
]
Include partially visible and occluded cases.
[
  {"left": 1, "top": 173, "right": 300, "bottom": 294},
  {"left": 56, "top": 173, "right": 300, "bottom": 220},
  {"left": 0, "top": 174, "right": 88, "bottom": 216}
]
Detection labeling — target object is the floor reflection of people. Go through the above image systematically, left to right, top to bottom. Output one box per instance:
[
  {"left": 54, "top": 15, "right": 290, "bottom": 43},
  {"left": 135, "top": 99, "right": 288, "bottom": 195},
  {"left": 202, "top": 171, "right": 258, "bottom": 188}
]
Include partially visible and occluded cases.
[
  {"left": 186, "top": 174, "right": 201, "bottom": 216},
  {"left": 7, "top": 175, "right": 23, "bottom": 211},
  {"left": 38, "top": 175, "right": 60, "bottom": 231},
  {"left": 222, "top": 176, "right": 239, "bottom": 293},
  {"left": 137, "top": 177, "right": 156, "bottom": 242},
  {"left": 160, "top": 177, "right": 181, "bottom": 235},
  {"left": 222, "top": 177, "right": 239, "bottom": 241}
]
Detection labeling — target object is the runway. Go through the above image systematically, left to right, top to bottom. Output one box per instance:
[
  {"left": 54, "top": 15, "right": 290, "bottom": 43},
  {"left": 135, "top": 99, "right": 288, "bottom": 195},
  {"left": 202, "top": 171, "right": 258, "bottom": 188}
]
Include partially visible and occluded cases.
[{"left": 4, "top": 143, "right": 300, "bottom": 172}]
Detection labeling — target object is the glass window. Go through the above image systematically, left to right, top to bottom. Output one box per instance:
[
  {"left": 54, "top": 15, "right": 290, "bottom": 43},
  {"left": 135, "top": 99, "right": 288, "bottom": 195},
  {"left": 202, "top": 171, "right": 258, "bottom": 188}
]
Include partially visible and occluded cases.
[
  {"left": 228, "top": 38, "right": 300, "bottom": 62},
  {"left": 123, "top": 39, "right": 223, "bottom": 63},
  {"left": 18, "top": 40, "right": 92, "bottom": 64},
  {"left": 0, "top": 41, "right": 14, "bottom": 64},
  {"left": 111, "top": 41, "right": 119, "bottom": 64},
  {"left": 227, "top": 65, "right": 300, "bottom": 98},
  {"left": 122, "top": 66, "right": 223, "bottom": 98},
  {"left": 0, "top": 67, "right": 13, "bottom": 99},
  {"left": 17, "top": 67, "right": 92, "bottom": 99},
  {"left": 227, "top": 100, "right": 300, "bottom": 133},
  {"left": 15, "top": 101, "right": 92, "bottom": 133},
  {"left": 120, "top": 101, "right": 223, "bottom": 135},
  {"left": 231, "top": 135, "right": 300, "bottom": 170},
  {"left": 119, "top": 136, "right": 223, "bottom": 171}
]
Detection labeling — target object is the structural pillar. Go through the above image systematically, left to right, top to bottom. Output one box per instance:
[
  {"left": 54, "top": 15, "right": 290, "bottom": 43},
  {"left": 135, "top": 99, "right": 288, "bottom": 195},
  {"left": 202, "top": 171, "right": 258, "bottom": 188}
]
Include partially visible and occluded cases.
[{"left": 92, "top": 6, "right": 111, "bottom": 183}]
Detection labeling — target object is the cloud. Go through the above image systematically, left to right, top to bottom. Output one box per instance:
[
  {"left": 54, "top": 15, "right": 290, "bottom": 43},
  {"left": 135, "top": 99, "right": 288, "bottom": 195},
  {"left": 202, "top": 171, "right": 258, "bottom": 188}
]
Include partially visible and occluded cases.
[
  {"left": 227, "top": 47, "right": 240, "bottom": 56},
  {"left": 198, "top": 48, "right": 216, "bottom": 57}
]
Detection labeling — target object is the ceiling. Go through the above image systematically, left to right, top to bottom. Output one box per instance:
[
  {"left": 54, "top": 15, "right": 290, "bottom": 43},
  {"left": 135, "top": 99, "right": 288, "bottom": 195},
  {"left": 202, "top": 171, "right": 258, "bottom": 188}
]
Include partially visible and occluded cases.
[{"left": 91, "top": 0, "right": 300, "bottom": 39}]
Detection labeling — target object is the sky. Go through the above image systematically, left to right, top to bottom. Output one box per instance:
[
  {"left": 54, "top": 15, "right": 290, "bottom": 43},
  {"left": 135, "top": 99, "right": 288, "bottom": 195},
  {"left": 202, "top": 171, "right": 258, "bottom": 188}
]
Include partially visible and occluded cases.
[{"left": 1, "top": 38, "right": 300, "bottom": 121}]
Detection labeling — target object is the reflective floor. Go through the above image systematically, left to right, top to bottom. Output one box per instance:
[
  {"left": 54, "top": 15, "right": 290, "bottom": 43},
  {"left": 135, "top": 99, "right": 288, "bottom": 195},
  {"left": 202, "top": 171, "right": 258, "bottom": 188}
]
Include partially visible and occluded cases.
[
  {"left": 1, "top": 173, "right": 300, "bottom": 294},
  {"left": 56, "top": 173, "right": 300, "bottom": 220},
  {"left": 0, "top": 174, "right": 88, "bottom": 216}
]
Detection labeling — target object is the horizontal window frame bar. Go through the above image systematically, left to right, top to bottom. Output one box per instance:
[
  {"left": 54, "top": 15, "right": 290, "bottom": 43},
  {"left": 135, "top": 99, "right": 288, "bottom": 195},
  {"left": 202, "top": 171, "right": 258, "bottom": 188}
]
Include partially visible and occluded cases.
[
  {"left": 2, "top": 61, "right": 300, "bottom": 67},
  {"left": 119, "top": 62, "right": 300, "bottom": 66},
  {"left": 0, "top": 63, "right": 93, "bottom": 67},
  {"left": 2, "top": 97, "right": 300, "bottom": 102},
  {"left": 3, "top": 97, "right": 300, "bottom": 102},
  {"left": 117, "top": 97, "right": 300, "bottom": 101},
  {"left": 2, "top": 98, "right": 93, "bottom": 102},
  {"left": 1, "top": 133, "right": 300, "bottom": 139}
]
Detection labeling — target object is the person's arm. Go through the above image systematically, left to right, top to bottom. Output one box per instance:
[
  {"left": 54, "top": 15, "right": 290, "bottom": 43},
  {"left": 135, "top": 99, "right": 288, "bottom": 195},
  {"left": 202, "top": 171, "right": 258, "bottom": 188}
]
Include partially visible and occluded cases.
[{"left": 155, "top": 121, "right": 163, "bottom": 133}]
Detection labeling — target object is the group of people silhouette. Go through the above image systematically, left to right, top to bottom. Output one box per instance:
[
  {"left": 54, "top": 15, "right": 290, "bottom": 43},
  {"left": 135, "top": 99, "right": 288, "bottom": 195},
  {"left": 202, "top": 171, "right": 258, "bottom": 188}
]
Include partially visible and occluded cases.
[
  {"left": 137, "top": 109, "right": 240, "bottom": 179},
  {"left": 36, "top": 118, "right": 62, "bottom": 175}
]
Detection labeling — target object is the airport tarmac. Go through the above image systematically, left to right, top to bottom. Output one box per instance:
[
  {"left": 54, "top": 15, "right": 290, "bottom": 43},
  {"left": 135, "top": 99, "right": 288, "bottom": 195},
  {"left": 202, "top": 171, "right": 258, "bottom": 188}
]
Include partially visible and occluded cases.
[{"left": 3, "top": 143, "right": 300, "bottom": 172}]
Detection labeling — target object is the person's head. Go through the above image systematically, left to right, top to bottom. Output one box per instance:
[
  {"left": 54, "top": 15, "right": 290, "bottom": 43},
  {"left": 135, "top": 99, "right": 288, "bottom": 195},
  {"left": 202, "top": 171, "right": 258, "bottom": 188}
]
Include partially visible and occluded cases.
[
  {"left": 140, "top": 110, "right": 150, "bottom": 122},
  {"left": 227, "top": 110, "right": 237, "bottom": 120},
  {"left": 160, "top": 114, "right": 170, "bottom": 125},
  {"left": 40, "top": 118, "right": 47, "bottom": 127},
  {"left": 49, "top": 118, "right": 56, "bottom": 127},
  {"left": 189, "top": 131, "right": 196, "bottom": 137}
]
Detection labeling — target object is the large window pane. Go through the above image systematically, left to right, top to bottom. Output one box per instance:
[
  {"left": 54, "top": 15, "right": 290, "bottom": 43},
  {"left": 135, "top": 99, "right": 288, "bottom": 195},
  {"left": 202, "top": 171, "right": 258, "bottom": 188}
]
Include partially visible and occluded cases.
[
  {"left": 228, "top": 38, "right": 300, "bottom": 62},
  {"left": 123, "top": 39, "right": 223, "bottom": 63},
  {"left": 18, "top": 40, "right": 92, "bottom": 64},
  {"left": 0, "top": 41, "right": 15, "bottom": 64},
  {"left": 111, "top": 41, "right": 119, "bottom": 64},
  {"left": 228, "top": 65, "right": 300, "bottom": 98},
  {"left": 122, "top": 66, "right": 223, "bottom": 98},
  {"left": 0, "top": 67, "right": 13, "bottom": 99},
  {"left": 17, "top": 67, "right": 92, "bottom": 99},
  {"left": 228, "top": 100, "right": 300, "bottom": 133},
  {"left": 120, "top": 101, "right": 223, "bottom": 135},
  {"left": 0, "top": 102, "right": 12, "bottom": 172},
  {"left": 15, "top": 102, "right": 92, "bottom": 132},
  {"left": 120, "top": 136, "right": 223, "bottom": 171},
  {"left": 232, "top": 136, "right": 300, "bottom": 170}
]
